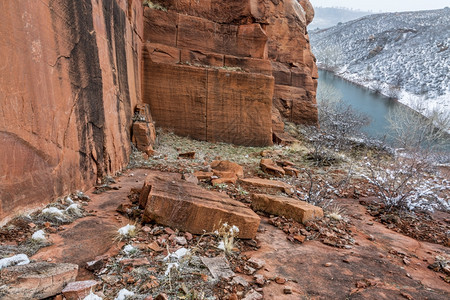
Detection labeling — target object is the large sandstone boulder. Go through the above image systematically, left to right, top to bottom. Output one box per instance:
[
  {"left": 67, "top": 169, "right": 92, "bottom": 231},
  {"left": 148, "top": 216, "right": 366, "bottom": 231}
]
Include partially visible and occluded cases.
[
  {"left": 0, "top": 0, "right": 143, "bottom": 223},
  {"left": 140, "top": 172, "right": 261, "bottom": 239},
  {"left": 251, "top": 194, "right": 323, "bottom": 223},
  {"left": 0, "top": 262, "right": 78, "bottom": 299}
]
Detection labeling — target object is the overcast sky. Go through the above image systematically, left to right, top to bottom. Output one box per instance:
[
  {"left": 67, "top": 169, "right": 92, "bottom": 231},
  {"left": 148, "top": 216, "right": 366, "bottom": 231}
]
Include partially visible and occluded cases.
[{"left": 310, "top": 0, "right": 450, "bottom": 12}]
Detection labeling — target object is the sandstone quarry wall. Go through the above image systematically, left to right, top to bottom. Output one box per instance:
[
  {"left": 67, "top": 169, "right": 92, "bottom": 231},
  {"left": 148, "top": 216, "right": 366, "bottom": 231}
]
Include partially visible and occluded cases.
[
  {"left": 0, "top": 0, "right": 143, "bottom": 222},
  {"left": 0, "top": 0, "right": 318, "bottom": 221},
  {"left": 143, "top": 0, "right": 318, "bottom": 144}
]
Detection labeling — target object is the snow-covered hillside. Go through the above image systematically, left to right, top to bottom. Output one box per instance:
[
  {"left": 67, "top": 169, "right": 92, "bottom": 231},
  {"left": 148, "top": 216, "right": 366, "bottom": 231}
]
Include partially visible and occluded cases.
[{"left": 310, "top": 8, "right": 450, "bottom": 117}]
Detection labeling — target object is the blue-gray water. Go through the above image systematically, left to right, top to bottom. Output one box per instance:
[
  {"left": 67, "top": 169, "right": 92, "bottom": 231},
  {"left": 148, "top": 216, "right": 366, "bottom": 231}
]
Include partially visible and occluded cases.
[
  {"left": 318, "top": 69, "right": 398, "bottom": 140},
  {"left": 317, "top": 70, "right": 450, "bottom": 153}
]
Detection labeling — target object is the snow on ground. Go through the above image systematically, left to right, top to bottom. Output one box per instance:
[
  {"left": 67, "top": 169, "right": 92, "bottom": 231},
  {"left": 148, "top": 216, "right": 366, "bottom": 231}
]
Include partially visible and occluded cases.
[{"left": 0, "top": 254, "right": 30, "bottom": 270}]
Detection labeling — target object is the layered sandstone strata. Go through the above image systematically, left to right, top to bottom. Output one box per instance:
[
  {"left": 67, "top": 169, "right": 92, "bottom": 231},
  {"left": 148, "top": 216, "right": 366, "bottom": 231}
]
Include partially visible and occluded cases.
[
  {"left": 0, "top": 0, "right": 143, "bottom": 222},
  {"left": 0, "top": 0, "right": 318, "bottom": 221},
  {"left": 142, "top": 0, "right": 318, "bottom": 145}
]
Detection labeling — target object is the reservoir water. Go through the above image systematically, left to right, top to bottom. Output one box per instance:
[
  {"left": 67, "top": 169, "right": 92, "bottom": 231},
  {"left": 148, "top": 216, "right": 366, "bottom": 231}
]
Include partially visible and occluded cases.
[
  {"left": 318, "top": 69, "right": 398, "bottom": 141},
  {"left": 317, "top": 70, "right": 450, "bottom": 153}
]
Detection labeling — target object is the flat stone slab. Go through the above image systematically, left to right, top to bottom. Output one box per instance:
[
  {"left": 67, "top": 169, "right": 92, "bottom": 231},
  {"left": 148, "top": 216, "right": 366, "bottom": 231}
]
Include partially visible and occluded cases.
[
  {"left": 140, "top": 171, "right": 261, "bottom": 239},
  {"left": 239, "top": 178, "right": 295, "bottom": 195},
  {"left": 251, "top": 194, "right": 323, "bottom": 223},
  {"left": 201, "top": 256, "right": 235, "bottom": 280},
  {"left": 0, "top": 262, "right": 78, "bottom": 300},
  {"left": 62, "top": 280, "right": 99, "bottom": 300}
]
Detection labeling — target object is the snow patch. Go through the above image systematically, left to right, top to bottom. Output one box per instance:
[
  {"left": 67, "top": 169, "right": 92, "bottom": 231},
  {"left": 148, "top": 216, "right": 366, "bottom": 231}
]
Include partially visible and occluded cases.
[
  {"left": 42, "top": 207, "right": 65, "bottom": 218},
  {"left": 118, "top": 224, "right": 136, "bottom": 237},
  {"left": 31, "top": 230, "right": 47, "bottom": 242},
  {"left": 122, "top": 245, "right": 136, "bottom": 255},
  {"left": 164, "top": 247, "right": 189, "bottom": 261},
  {"left": 0, "top": 254, "right": 30, "bottom": 270},
  {"left": 114, "top": 289, "right": 134, "bottom": 300},
  {"left": 84, "top": 292, "right": 103, "bottom": 300}
]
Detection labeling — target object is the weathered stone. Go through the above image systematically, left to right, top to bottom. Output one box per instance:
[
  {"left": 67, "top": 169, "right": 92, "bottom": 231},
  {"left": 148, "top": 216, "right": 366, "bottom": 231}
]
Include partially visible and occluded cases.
[
  {"left": 0, "top": 0, "right": 143, "bottom": 223},
  {"left": 299, "top": 0, "right": 315, "bottom": 25},
  {"left": 142, "top": 1, "right": 317, "bottom": 148},
  {"left": 144, "top": 8, "right": 178, "bottom": 46},
  {"left": 143, "top": 42, "right": 180, "bottom": 64},
  {"left": 180, "top": 49, "right": 224, "bottom": 67},
  {"left": 224, "top": 56, "right": 273, "bottom": 76},
  {"left": 142, "top": 61, "right": 274, "bottom": 146},
  {"left": 274, "top": 85, "right": 318, "bottom": 126},
  {"left": 272, "top": 106, "right": 285, "bottom": 134},
  {"left": 132, "top": 122, "right": 156, "bottom": 155},
  {"left": 273, "top": 131, "right": 298, "bottom": 146},
  {"left": 179, "top": 152, "right": 196, "bottom": 159},
  {"left": 260, "top": 159, "right": 285, "bottom": 177},
  {"left": 211, "top": 160, "right": 244, "bottom": 179},
  {"left": 283, "top": 166, "right": 299, "bottom": 177},
  {"left": 193, "top": 171, "right": 214, "bottom": 180},
  {"left": 141, "top": 172, "right": 261, "bottom": 239},
  {"left": 182, "top": 173, "right": 199, "bottom": 185},
  {"left": 212, "top": 177, "right": 237, "bottom": 185},
  {"left": 240, "top": 178, "right": 295, "bottom": 195},
  {"left": 251, "top": 194, "right": 323, "bottom": 223},
  {"left": 148, "top": 241, "right": 164, "bottom": 252},
  {"left": 85, "top": 255, "right": 108, "bottom": 272},
  {"left": 201, "top": 256, "right": 235, "bottom": 280},
  {"left": 248, "top": 257, "right": 265, "bottom": 269},
  {"left": 119, "top": 258, "right": 150, "bottom": 267},
  {"left": 0, "top": 262, "right": 78, "bottom": 300},
  {"left": 254, "top": 274, "right": 265, "bottom": 286},
  {"left": 232, "top": 276, "right": 250, "bottom": 287},
  {"left": 62, "top": 280, "right": 99, "bottom": 300},
  {"left": 283, "top": 287, "right": 293, "bottom": 294},
  {"left": 243, "top": 290, "right": 263, "bottom": 300}
]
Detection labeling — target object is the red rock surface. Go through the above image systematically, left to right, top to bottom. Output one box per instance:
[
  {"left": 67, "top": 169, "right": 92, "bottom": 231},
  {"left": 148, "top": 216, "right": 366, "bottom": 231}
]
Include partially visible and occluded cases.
[
  {"left": 0, "top": 0, "right": 143, "bottom": 222},
  {"left": 0, "top": 0, "right": 318, "bottom": 221},
  {"left": 142, "top": 0, "right": 318, "bottom": 144},
  {"left": 140, "top": 171, "right": 261, "bottom": 239},
  {"left": 239, "top": 178, "right": 295, "bottom": 195},
  {"left": 251, "top": 194, "right": 324, "bottom": 223},
  {"left": 0, "top": 262, "right": 78, "bottom": 299},
  {"left": 62, "top": 280, "right": 99, "bottom": 300}
]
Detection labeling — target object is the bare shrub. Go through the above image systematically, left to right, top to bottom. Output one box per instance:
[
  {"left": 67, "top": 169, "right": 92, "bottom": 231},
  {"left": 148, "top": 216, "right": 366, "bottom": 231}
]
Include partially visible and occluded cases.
[
  {"left": 297, "top": 83, "right": 370, "bottom": 166},
  {"left": 387, "top": 103, "right": 450, "bottom": 155},
  {"left": 363, "top": 153, "right": 449, "bottom": 212},
  {"left": 298, "top": 165, "right": 353, "bottom": 208}
]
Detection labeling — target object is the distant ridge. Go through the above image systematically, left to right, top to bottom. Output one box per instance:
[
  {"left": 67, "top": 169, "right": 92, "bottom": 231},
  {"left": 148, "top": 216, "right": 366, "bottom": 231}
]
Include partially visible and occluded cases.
[{"left": 309, "top": 7, "right": 372, "bottom": 29}]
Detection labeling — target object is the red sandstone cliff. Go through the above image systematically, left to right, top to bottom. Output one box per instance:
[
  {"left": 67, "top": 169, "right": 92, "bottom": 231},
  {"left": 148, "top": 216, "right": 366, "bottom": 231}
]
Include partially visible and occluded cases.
[
  {"left": 0, "top": 0, "right": 143, "bottom": 222},
  {"left": 0, "top": 0, "right": 318, "bottom": 221},
  {"left": 142, "top": 0, "right": 318, "bottom": 145}
]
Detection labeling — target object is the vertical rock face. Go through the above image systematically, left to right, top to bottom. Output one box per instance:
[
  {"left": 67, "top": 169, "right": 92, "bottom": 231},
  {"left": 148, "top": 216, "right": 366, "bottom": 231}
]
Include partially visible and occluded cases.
[
  {"left": 0, "top": 0, "right": 143, "bottom": 222},
  {"left": 0, "top": 0, "right": 317, "bottom": 221},
  {"left": 143, "top": 0, "right": 318, "bottom": 145},
  {"left": 264, "top": 0, "right": 319, "bottom": 128}
]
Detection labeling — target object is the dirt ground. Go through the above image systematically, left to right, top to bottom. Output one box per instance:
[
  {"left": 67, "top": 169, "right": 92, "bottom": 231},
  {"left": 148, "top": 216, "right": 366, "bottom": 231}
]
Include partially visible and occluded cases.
[{"left": 25, "top": 168, "right": 450, "bottom": 299}]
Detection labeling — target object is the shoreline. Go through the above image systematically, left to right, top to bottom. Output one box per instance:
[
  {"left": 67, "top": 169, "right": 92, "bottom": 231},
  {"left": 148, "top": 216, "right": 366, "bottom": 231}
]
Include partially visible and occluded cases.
[{"left": 318, "top": 67, "right": 450, "bottom": 133}]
